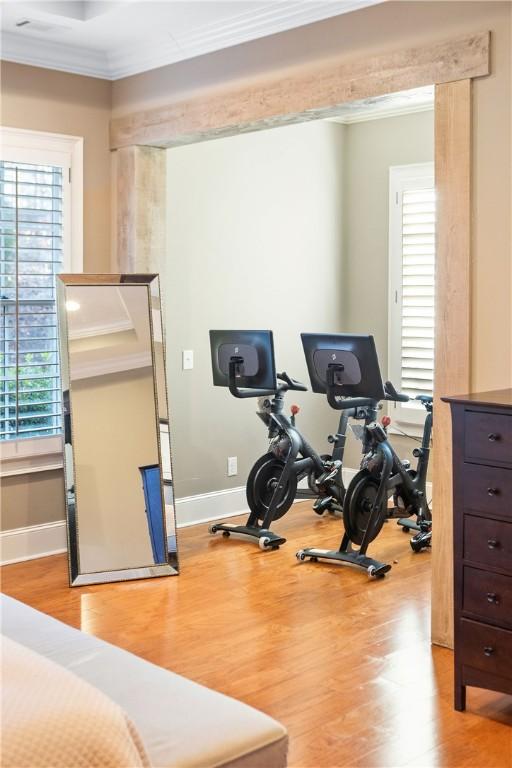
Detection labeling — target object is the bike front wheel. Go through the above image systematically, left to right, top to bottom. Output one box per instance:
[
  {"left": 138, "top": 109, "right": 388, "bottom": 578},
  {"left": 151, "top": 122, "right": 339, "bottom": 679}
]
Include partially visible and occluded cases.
[
  {"left": 246, "top": 452, "right": 297, "bottom": 523},
  {"left": 343, "top": 469, "right": 387, "bottom": 546}
]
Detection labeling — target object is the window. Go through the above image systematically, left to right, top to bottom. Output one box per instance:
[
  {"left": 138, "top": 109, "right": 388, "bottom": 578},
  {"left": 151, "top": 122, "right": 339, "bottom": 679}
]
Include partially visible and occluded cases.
[
  {"left": 0, "top": 128, "right": 82, "bottom": 474},
  {"left": 1, "top": 161, "right": 65, "bottom": 441},
  {"left": 388, "top": 163, "right": 435, "bottom": 426}
]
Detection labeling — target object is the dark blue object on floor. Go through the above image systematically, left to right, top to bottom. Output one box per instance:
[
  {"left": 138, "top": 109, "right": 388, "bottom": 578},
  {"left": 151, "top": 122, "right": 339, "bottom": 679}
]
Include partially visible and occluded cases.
[{"left": 139, "top": 464, "right": 166, "bottom": 564}]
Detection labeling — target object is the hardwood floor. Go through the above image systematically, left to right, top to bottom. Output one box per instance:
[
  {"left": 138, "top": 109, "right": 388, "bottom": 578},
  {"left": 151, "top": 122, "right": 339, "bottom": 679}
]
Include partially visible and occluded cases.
[{"left": 2, "top": 504, "right": 511, "bottom": 767}]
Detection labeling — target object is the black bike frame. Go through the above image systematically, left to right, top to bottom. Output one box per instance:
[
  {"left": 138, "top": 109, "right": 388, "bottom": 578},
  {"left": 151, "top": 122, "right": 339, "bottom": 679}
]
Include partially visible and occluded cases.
[
  {"left": 255, "top": 385, "right": 379, "bottom": 520},
  {"left": 253, "top": 390, "right": 329, "bottom": 525},
  {"left": 369, "top": 406, "right": 433, "bottom": 520}
]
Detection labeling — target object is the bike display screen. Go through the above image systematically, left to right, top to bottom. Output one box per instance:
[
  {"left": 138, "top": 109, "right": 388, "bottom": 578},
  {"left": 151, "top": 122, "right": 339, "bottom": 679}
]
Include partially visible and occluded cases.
[
  {"left": 209, "top": 330, "right": 277, "bottom": 390},
  {"left": 301, "top": 333, "right": 385, "bottom": 400}
]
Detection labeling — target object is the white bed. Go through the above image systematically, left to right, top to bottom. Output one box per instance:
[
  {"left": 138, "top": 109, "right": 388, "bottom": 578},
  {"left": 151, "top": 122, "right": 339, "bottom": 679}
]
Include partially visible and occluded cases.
[{"left": 1, "top": 594, "right": 288, "bottom": 768}]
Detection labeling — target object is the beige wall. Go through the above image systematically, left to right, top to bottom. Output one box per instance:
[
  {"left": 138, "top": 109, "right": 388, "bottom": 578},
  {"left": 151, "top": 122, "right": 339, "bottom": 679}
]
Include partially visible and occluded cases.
[
  {"left": 113, "top": 1, "right": 512, "bottom": 393},
  {"left": 1, "top": 61, "right": 112, "bottom": 272},
  {"left": 1, "top": 62, "right": 112, "bottom": 532},
  {"left": 342, "top": 110, "right": 435, "bottom": 470},
  {"left": 166, "top": 120, "right": 345, "bottom": 498},
  {"left": 1, "top": 471, "right": 65, "bottom": 530}
]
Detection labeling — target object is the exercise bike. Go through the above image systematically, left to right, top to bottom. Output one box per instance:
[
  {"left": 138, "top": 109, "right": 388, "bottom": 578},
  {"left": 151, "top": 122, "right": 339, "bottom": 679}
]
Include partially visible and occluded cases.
[
  {"left": 208, "top": 330, "right": 368, "bottom": 550},
  {"left": 296, "top": 333, "right": 432, "bottom": 578},
  {"left": 345, "top": 382, "right": 433, "bottom": 554}
]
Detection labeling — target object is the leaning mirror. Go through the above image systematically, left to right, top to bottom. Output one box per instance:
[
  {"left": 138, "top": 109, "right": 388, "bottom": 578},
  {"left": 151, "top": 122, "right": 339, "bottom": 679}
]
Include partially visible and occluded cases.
[{"left": 57, "top": 274, "right": 178, "bottom": 586}]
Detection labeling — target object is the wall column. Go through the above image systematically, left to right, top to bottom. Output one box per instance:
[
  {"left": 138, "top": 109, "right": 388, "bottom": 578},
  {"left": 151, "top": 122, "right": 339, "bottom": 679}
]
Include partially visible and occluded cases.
[
  {"left": 431, "top": 79, "right": 472, "bottom": 648},
  {"left": 111, "top": 145, "right": 166, "bottom": 274}
]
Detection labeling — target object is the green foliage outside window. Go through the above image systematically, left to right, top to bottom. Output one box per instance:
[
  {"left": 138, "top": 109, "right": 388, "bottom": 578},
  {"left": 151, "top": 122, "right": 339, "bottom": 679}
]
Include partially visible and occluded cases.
[{"left": 1, "top": 159, "right": 63, "bottom": 440}]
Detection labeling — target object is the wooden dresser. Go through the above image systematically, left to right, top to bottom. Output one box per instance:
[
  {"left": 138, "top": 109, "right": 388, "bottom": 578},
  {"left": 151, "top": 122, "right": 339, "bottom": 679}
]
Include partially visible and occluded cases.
[{"left": 443, "top": 390, "right": 512, "bottom": 711}]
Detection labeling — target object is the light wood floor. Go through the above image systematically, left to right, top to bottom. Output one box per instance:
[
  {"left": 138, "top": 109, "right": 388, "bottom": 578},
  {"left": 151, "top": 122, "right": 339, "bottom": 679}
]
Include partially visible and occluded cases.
[{"left": 2, "top": 504, "right": 512, "bottom": 767}]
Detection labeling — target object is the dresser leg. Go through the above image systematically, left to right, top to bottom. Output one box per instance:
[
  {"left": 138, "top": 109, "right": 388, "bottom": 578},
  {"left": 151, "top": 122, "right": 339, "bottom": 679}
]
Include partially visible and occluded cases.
[{"left": 455, "top": 683, "right": 466, "bottom": 711}]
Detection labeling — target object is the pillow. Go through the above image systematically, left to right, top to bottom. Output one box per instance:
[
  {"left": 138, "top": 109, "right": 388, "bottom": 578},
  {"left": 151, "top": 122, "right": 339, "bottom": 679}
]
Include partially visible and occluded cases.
[{"left": 1, "top": 636, "right": 151, "bottom": 768}]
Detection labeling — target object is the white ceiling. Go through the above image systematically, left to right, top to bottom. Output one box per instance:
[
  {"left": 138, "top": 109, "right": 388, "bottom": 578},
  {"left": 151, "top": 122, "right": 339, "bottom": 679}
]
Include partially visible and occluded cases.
[
  {"left": 0, "top": 0, "right": 385, "bottom": 80},
  {"left": 68, "top": 285, "right": 152, "bottom": 379},
  {"left": 67, "top": 286, "right": 133, "bottom": 340}
]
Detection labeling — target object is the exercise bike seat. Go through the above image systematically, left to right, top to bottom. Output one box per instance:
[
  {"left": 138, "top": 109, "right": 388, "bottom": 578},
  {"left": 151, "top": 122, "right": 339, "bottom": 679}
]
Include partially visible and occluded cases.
[{"left": 415, "top": 394, "right": 433, "bottom": 404}]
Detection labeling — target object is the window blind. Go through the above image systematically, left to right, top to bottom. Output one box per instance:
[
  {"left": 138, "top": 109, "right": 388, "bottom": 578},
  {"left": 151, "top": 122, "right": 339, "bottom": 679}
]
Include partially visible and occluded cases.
[
  {"left": 0, "top": 160, "right": 64, "bottom": 441},
  {"left": 400, "top": 187, "right": 435, "bottom": 398}
]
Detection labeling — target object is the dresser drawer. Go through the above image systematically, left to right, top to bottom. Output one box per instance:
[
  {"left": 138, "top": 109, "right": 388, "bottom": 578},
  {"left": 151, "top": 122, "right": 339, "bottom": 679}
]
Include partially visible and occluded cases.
[
  {"left": 464, "top": 411, "right": 512, "bottom": 466},
  {"left": 462, "top": 463, "right": 512, "bottom": 518},
  {"left": 463, "top": 515, "right": 512, "bottom": 574},
  {"left": 463, "top": 566, "right": 512, "bottom": 629},
  {"left": 459, "top": 619, "right": 512, "bottom": 680}
]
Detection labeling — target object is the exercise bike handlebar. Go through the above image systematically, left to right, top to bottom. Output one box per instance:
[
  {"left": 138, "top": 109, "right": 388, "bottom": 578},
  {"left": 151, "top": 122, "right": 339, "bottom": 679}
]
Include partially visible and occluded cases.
[
  {"left": 228, "top": 358, "right": 278, "bottom": 399},
  {"left": 227, "top": 359, "right": 308, "bottom": 399},
  {"left": 324, "top": 364, "right": 379, "bottom": 411},
  {"left": 324, "top": 366, "right": 411, "bottom": 411},
  {"left": 277, "top": 372, "right": 308, "bottom": 392},
  {"left": 384, "top": 380, "right": 409, "bottom": 403},
  {"left": 326, "top": 381, "right": 433, "bottom": 417},
  {"left": 384, "top": 382, "right": 432, "bottom": 409},
  {"left": 326, "top": 390, "right": 378, "bottom": 411}
]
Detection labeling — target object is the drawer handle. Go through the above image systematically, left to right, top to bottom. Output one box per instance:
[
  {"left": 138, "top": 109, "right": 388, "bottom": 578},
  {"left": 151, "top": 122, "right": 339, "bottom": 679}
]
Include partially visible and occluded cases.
[
  {"left": 488, "top": 433, "right": 501, "bottom": 442},
  {"left": 487, "top": 487, "right": 500, "bottom": 496},
  {"left": 487, "top": 538, "right": 500, "bottom": 550},
  {"left": 486, "top": 592, "right": 500, "bottom": 605},
  {"left": 483, "top": 646, "right": 494, "bottom": 657}
]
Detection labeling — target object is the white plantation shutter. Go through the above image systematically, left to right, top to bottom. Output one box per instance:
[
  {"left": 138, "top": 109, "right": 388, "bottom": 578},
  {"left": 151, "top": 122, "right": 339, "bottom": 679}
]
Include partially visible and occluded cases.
[
  {"left": 0, "top": 129, "right": 82, "bottom": 470},
  {"left": 0, "top": 160, "right": 64, "bottom": 440},
  {"left": 389, "top": 164, "right": 435, "bottom": 425},
  {"left": 401, "top": 187, "right": 435, "bottom": 396}
]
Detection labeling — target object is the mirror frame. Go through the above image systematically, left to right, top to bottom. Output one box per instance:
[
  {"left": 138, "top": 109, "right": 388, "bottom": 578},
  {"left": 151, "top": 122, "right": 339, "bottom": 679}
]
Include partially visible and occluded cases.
[{"left": 57, "top": 273, "right": 179, "bottom": 586}]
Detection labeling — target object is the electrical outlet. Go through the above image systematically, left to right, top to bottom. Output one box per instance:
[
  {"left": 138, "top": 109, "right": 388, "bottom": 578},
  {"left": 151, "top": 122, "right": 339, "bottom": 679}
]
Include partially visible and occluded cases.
[
  {"left": 182, "top": 350, "right": 194, "bottom": 370},
  {"left": 227, "top": 456, "right": 238, "bottom": 476}
]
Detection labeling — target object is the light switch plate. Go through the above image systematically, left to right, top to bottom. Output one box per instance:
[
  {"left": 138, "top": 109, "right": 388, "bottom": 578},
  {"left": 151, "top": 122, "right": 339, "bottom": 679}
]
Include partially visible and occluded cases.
[
  {"left": 182, "top": 350, "right": 194, "bottom": 370},
  {"left": 227, "top": 456, "right": 238, "bottom": 476}
]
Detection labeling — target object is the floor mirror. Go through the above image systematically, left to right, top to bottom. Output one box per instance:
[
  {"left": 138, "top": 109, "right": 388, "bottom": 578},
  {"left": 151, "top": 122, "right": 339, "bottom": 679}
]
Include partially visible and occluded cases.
[{"left": 57, "top": 274, "right": 178, "bottom": 585}]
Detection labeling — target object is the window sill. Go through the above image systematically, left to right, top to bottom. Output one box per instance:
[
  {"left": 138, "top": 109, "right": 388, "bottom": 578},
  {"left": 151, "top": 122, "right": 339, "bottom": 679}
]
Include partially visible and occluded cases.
[
  {"left": 385, "top": 402, "right": 428, "bottom": 440},
  {"left": 388, "top": 424, "right": 424, "bottom": 440},
  {"left": 0, "top": 436, "right": 64, "bottom": 478}
]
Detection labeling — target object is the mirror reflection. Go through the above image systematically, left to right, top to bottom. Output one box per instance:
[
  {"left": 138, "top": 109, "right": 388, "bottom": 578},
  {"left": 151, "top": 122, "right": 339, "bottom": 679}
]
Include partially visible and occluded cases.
[{"left": 58, "top": 276, "right": 178, "bottom": 586}]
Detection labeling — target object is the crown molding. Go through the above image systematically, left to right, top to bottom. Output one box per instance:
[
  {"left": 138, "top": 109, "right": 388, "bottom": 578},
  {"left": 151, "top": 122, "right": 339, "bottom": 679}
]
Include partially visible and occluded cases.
[
  {"left": 106, "top": 0, "right": 381, "bottom": 79},
  {"left": 1, "top": 1, "right": 381, "bottom": 81},
  {"left": 1, "top": 30, "right": 110, "bottom": 79},
  {"left": 69, "top": 318, "right": 133, "bottom": 341},
  {"left": 71, "top": 350, "right": 152, "bottom": 380}
]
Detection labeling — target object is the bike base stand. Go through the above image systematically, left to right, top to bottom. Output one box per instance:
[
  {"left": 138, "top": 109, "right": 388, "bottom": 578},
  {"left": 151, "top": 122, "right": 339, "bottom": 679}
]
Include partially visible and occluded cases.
[
  {"left": 397, "top": 516, "right": 422, "bottom": 532},
  {"left": 410, "top": 521, "right": 432, "bottom": 552},
  {"left": 209, "top": 523, "right": 286, "bottom": 550},
  {"left": 295, "top": 545, "right": 391, "bottom": 578}
]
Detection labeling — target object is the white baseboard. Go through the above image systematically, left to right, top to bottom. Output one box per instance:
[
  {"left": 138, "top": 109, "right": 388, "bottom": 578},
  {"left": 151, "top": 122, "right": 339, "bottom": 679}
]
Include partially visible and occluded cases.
[
  {"left": 0, "top": 470, "right": 433, "bottom": 565},
  {"left": 175, "top": 485, "right": 248, "bottom": 527},
  {"left": 0, "top": 486, "right": 251, "bottom": 565},
  {"left": 0, "top": 520, "right": 67, "bottom": 566}
]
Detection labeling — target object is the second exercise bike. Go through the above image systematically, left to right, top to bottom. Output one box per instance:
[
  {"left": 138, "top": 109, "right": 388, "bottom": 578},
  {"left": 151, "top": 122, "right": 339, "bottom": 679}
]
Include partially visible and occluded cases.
[{"left": 296, "top": 333, "right": 433, "bottom": 577}]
